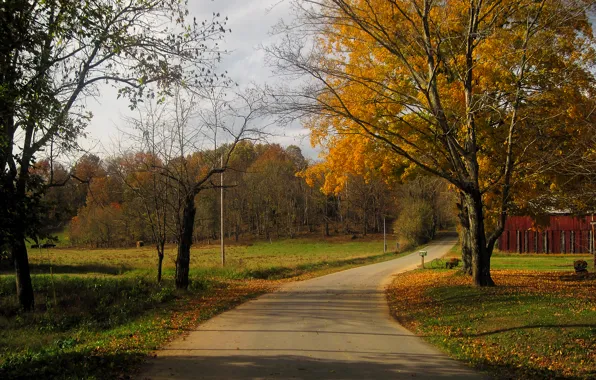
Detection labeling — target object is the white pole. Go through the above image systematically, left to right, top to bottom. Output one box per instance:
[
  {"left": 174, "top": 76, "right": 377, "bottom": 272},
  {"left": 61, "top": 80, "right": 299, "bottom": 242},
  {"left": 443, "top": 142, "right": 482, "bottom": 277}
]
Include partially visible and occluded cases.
[
  {"left": 221, "top": 155, "right": 225, "bottom": 267},
  {"left": 590, "top": 213, "right": 596, "bottom": 271},
  {"left": 383, "top": 217, "right": 387, "bottom": 253}
]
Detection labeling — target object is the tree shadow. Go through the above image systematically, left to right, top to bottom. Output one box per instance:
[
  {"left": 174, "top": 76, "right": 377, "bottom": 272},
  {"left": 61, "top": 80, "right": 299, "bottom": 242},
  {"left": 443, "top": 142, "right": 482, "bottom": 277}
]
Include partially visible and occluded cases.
[
  {"left": 0, "top": 263, "right": 132, "bottom": 276},
  {"left": 559, "top": 272, "right": 596, "bottom": 282},
  {"left": 462, "top": 323, "right": 596, "bottom": 338},
  {"left": 0, "top": 348, "right": 145, "bottom": 380},
  {"left": 136, "top": 352, "right": 487, "bottom": 380},
  {"left": 468, "top": 356, "right": 593, "bottom": 380}
]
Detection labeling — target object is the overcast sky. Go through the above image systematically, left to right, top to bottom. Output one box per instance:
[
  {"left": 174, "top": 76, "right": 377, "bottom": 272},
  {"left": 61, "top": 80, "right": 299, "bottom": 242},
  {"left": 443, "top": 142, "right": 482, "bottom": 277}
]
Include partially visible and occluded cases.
[{"left": 84, "top": 0, "right": 319, "bottom": 158}]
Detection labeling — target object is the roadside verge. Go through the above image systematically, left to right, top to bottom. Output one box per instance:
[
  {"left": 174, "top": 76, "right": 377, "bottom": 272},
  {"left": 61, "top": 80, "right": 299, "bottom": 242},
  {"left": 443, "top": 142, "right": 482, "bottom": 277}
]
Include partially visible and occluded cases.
[{"left": 386, "top": 249, "right": 596, "bottom": 379}]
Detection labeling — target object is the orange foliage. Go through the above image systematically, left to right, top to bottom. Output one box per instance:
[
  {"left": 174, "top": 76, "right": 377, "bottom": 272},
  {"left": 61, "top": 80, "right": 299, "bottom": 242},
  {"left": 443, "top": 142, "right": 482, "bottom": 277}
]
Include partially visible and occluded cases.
[{"left": 302, "top": 0, "right": 596, "bottom": 217}]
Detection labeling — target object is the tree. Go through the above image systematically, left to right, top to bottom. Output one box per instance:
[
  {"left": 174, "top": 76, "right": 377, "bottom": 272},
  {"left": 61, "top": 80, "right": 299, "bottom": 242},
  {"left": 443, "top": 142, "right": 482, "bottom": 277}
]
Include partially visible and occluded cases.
[
  {"left": 0, "top": 0, "right": 229, "bottom": 310},
  {"left": 268, "top": 0, "right": 596, "bottom": 286},
  {"left": 129, "top": 87, "right": 266, "bottom": 289},
  {"left": 117, "top": 101, "right": 178, "bottom": 283},
  {"left": 244, "top": 145, "right": 306, "bottom": 239},
  {"left": 117, "top": 151, "right": 171, "bottom": 282},
  {"left": 71, "top": 154, "right": 105, "bottom": 208},
  {"left": 30, "top": 159, "right": 76, "bottom": 236}
]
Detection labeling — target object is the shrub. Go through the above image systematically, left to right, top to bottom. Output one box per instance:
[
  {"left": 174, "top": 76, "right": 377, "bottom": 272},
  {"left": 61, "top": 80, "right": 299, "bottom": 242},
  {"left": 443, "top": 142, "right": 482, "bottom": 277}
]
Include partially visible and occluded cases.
[
  {"left": 394, "top": 199, "right": 435, "bottom": 247},
  {"left": 0, "top": 245, "right": 12, "bottom": 270},
  {"left": 445, "top": 258, "right": 460, "bottom": 269},
  {"left": 574, "top": 260, "right": 588, "bottom": 273}
]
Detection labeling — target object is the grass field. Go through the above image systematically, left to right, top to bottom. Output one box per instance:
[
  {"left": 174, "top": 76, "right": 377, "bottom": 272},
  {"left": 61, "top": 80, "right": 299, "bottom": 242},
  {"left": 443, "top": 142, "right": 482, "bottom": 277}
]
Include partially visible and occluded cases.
[
  {"left": 0, "top": 235, "right": 405, "bottom": 379},
  {"left": 19, "top": 237, "right": 397, "bottom": 279},
  {"left": 388, "top": 248, "right": 596, "bottom": 379}
]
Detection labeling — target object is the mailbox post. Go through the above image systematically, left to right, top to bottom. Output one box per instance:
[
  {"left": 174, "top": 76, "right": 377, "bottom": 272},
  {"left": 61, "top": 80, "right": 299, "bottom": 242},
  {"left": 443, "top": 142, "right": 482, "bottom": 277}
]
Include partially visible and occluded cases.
[{"left": 419, "top": 250, "right": 427, "bottom": 269}]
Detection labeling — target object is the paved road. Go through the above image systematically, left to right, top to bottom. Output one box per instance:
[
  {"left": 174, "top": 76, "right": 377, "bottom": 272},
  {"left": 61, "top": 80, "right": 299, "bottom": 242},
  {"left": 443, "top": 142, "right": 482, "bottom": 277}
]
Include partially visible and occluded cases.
[{"left": 139, "top": 235, "right": 484, "bottom": 379}]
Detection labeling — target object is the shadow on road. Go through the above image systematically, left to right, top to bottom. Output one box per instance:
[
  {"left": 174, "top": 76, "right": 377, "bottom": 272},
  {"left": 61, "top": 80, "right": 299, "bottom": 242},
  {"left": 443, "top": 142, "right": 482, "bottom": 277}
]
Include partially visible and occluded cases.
[{"left": 140, "top": 353, "right": 483, "bottom": 380}]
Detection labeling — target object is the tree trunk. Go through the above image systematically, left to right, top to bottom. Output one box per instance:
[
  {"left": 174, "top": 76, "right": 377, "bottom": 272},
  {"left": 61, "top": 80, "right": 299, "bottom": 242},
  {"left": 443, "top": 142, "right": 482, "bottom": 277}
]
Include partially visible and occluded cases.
[
  {"left": 464, "top": 191, "right": 495, "bottom": 286},
  {"left": 457, "top": 194, "right": 473, "bottom": 275},
  {"left": 176, "top": 195, "right": 196, "bottom": 289},
  {"left": 460, "top": 227, "right": 473, "bottom": 276},
  {"left": 13, "top": 235, "right": 34, "bottom": 311},
  {"left": 156, "top": 240, "right": 165, "bottom": 283}
]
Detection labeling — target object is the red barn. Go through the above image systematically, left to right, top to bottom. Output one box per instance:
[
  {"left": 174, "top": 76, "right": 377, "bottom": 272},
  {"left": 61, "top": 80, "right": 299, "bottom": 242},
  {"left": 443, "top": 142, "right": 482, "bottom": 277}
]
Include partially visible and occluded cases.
[{"left": 498, "top": 215, "right": 595, "bottom": 253}]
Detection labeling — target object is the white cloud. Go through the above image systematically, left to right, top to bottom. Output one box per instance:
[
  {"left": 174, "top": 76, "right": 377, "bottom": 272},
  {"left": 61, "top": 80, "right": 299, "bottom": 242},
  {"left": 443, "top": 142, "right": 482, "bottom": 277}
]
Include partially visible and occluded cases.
[{"left": 84, "top": 0, "right": 318, "bottom": 158}]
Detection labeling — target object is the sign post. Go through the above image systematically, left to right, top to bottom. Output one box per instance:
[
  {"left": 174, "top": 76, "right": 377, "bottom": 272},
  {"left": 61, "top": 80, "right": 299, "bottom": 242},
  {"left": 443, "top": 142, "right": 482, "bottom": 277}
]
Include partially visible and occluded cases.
[{"left": 419, "top": 251, "right": 427, "bottom": 269}]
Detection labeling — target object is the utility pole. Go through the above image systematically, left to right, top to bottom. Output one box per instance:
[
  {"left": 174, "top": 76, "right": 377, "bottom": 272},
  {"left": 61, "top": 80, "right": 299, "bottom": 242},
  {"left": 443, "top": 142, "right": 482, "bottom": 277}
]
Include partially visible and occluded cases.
[
  {"left": 221, "top": 154, "right": 225, "bottom": 267},
  {"left": 591, "top": 214, "right": 595, "bottom": 270},
  {"left": 383, "top": 216, "right": 387, "bottom": 253}
]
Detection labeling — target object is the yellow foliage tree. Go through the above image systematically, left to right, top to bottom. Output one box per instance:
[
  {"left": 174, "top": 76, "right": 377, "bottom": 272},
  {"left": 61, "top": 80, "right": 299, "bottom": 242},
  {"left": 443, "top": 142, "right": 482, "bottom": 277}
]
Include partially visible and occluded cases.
[{"left": 269, "top": 0, "right": 596, "bottom": 285}]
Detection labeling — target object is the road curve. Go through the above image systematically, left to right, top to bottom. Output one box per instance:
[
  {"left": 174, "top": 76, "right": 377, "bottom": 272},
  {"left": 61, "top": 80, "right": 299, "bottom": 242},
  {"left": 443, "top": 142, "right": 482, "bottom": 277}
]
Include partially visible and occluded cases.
[{"left": 138, "top": 235, "right": 484, "bottom": 379}]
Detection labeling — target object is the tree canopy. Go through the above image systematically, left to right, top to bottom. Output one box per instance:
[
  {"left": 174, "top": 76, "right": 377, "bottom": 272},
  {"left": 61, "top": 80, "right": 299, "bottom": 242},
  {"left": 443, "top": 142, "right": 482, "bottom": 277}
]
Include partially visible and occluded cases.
[{"left": 268, "top": 0, "right": 596, "bottom": 285}]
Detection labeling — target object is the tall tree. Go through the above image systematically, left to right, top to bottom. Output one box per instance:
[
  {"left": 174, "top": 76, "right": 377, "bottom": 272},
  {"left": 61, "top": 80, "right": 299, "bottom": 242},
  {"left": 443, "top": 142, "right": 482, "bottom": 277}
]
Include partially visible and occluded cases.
[
  {"left": 0, "top": 0, "right": 228, "bottom": 310},
  {"left": 268, "top": 0, "right": 596, "bottom": 286}
]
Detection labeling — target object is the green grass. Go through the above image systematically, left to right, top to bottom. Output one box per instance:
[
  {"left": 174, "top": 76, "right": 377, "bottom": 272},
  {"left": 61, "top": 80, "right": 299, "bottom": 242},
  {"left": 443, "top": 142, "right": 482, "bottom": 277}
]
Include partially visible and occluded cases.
[
  {"left": 1, "top": 235, "right": 407, "bottom": 379},
  {"left": 19, "top": 238, "right": 392, "bottom": 277},
  {"left": 444, "top": 244, "right": 594, "bottom": 271},
  {"left": 388, "top": 248, "right": 596, "bottom": 379},
  {"left": 491, "top": 253, "right": 594, "bottom": 271}
]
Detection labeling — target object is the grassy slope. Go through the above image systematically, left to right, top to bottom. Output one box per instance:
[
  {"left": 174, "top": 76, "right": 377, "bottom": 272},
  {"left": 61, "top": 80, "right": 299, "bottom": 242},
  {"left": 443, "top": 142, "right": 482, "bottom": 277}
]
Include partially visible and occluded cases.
[
  {"left": 1, "top": 236, "right": 406, "bottom": 379},
  {"left": 388, "top": 248, "right": 596, "bottom": 379}
]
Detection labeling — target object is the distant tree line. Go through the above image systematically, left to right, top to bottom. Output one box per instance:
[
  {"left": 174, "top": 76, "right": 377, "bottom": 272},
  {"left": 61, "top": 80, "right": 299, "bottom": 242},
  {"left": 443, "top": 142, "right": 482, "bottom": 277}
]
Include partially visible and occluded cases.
[{"left": 28, "top": 144, "right": 455, "bottom": 250}]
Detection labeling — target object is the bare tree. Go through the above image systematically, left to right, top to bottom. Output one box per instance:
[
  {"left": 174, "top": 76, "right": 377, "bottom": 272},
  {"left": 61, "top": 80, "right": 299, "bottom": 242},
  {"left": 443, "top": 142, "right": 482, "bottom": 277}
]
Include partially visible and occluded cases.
[
  {"left": 127, "top": 86, "right": 267, "bottom": 288},
  {"left": 115, "top": 102, "right": 174, "bottom": 282}
]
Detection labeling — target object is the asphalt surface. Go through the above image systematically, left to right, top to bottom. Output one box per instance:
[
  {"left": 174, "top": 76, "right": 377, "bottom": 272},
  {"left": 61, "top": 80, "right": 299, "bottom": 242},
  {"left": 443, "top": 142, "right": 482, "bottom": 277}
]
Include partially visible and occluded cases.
[{"left": 138, "top": 235, "right": 485, "bottom": 379}]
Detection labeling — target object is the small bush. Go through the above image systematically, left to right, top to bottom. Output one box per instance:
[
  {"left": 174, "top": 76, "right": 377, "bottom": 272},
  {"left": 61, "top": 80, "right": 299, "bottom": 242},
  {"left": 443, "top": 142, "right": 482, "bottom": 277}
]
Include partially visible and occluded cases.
[
  {"left": 0, "top": 245, "right": 12, "bottom": 270},
  {"left": 446, "top": 258, "right": 460, "bottom": 269},
  {"left": 574, "top": 260, "right": 588, "bottom": 273}
]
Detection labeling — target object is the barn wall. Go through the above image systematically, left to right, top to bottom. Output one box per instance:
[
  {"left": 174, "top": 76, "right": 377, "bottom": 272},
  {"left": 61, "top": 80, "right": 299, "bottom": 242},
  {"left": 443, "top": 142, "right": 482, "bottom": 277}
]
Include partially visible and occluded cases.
[{"left": 498, "top": 215, "right": 595, "bottom": 253}]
